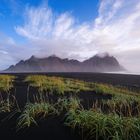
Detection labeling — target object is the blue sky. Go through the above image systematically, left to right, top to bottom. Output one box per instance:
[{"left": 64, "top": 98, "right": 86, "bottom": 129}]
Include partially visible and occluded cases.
[
  {"left": 0, "top": 0, "right": 140, "bottom": 72},
  {"left": 0, "top": 0, "right": 98, "bottom": 42},
  {"left": 48, "top": 0, "right": 99, "bottom": 22}
]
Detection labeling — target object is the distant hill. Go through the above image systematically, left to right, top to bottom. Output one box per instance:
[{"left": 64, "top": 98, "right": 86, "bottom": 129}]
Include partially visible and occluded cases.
[{"left": 5, "top": 53, "right": 125, "bottom": 72}]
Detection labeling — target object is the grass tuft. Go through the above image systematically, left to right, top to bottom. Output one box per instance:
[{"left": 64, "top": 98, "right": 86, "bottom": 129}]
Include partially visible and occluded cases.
[{"left": 17, "top": 102, "right": 57, "bottom": 129}]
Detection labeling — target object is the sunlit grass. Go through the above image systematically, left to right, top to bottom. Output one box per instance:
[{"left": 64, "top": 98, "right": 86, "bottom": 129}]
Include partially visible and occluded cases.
[
  {"left": 0, "top": 75, "right": 16, "bottom": 112},
  {"left": 0, "top": 75, "right": 15, "bottom": 92},
  {"left": 25, "top": 75, "right": 92, "bottom": 103},
  {"left": 25, "top": 75, "right": 139, "bottom": 97},
  {"left": 25, "top": 75, "right": 92, "bottom": 94},
  {"left": 25, "top": 75, "right": 66, "bottom": 95},
  {"left": 63, "top": 78, "right": 92, "bottom": 93},
  {"left": 91, "top": 82, "right": 139, "bottom": 96},
  {"left": 91, "top": 93, "right": 140, "bottom": 117},
  {"left": 17, "top": 96, "right": 81, "bottom": 130},
  {"left": 56, "top": 96, "right": 81, "bottom": 113},
  {"left": 17, "top": 102, "right": 57, "bottom": 129},
  {"left": 65, "top": 109, "right": 140, "bottom": 140}
]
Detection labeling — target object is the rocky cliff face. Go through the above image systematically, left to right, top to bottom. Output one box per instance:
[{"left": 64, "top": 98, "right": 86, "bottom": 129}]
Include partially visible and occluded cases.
[{"left": 5, "top": 54, "right": 125, "bottom": 72}]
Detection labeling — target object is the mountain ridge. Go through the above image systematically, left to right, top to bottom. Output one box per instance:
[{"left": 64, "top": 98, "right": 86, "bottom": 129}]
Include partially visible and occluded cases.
[{"left": 5, "top": 54, "right": 125, "bottom": 72}]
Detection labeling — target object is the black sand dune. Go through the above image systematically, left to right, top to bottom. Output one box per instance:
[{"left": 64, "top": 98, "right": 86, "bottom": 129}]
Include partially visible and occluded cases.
[
  {"left": 4, "top": 72, "right": 140, "bottom": 90},
  {"left": 0, "top": 73, "right": 140, "bottom": 140}
]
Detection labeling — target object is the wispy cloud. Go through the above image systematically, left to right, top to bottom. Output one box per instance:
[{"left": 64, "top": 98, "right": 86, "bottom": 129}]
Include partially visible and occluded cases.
[
  {"left": 1, "top": 0, "right": 140, "bottom": 72},
  {"left": 15, "top": 3, "right": 97, "bottom": 60},
  {"left": 16, "top": 4, "right": 53, "bottom": 39},
  {"left": 0, "top": 33, "right": 38, "bottom": 70}
]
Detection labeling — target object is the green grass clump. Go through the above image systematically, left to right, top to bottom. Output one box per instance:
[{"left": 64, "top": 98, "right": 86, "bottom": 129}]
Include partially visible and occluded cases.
[
  {"left": 0, "top": 75, "right": 16, "bottom": 112},
  {"left": 0, "top": 75, "right": 15, "bottom": 92},
  {"left": 25, "top": 75, "right": 92, "bottom": 99},
  {"left": 25, "top": 75, "right": 66, "bottom": 95},
  {"left": 25, "top": 75, "right": 67, "bottom": 102},
  {"left": 25, "top": 75, "right": 92, "bottom": 93},
  {"left": 63, "top": 79, "right": 92, "bottom": 93},
  {"left": 89, "top": 82, "right": 140, "bottom": 117},
  {"left": 92, "top": 83, "right": 139, "bottom": 96},
  {"left": 92, "top": 94, "right": 140, "bottom": 117},
  {"left": 56, "top": 96, "right": 81, "bottom": 113},
  {"left": 0, "top": 100, "right": 15, "bottom": 112},
  {"left": 17, "top": 102, "right": 56, "bottom": 129},
  {"left": 65, "top": 109, "right": 140, "bottom": 140}
]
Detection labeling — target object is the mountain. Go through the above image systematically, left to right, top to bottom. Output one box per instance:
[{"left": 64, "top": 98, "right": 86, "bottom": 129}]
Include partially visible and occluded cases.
[{"left": 5, "top": 54, "right": 125, "bottom": 72}]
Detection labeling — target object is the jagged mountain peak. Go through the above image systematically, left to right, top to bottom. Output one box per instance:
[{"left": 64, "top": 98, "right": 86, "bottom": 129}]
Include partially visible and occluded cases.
[
  {"left": 95, "top": 52, "right": 110, "bottom": 58},
  {"left": 5, "top": 53, "right": 125, "bottom": 72},
  {"left": 48, "top": 54, "right": 58, "bottom": 58},
  {"left": 28, "top": 55, "right": 38, "bottom": 61}
]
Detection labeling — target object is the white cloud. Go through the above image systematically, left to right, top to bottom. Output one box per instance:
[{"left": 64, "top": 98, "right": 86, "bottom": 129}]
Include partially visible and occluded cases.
[
  {"left": 95, "top": 0, "right": 124, "bottom": 26},
  {"left": 15, "top": 4, "right": 53, "bottom": 40},
  {"left": 0, "top": 33, "right": 39, "bottom": 70}
]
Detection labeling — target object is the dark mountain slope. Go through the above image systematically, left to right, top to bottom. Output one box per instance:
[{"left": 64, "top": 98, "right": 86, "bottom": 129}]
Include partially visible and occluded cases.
[{"left": 5, "top": 54, "right": 125, "bottom": 72}]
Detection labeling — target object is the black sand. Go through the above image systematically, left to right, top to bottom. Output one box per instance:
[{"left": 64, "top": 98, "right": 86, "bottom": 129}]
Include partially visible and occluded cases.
[{"left": 0, "top": 73, "right": 140, "bottom": 140}]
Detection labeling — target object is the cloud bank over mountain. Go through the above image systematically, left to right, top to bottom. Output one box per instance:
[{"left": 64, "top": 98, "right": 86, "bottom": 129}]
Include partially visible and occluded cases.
[{"left": 0, "top": 0, "right": 140, "bottom": 72}]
